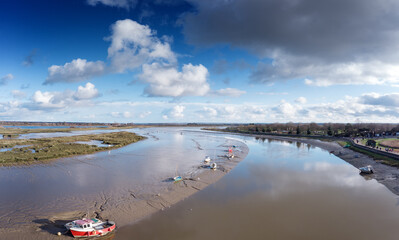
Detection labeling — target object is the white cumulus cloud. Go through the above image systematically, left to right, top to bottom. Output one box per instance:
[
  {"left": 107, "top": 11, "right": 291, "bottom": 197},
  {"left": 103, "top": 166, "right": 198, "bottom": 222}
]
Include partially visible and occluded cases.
[
  {"left": 107, "top": 19, "right": 176, "bottom": 73},
  {"left": 43, "top": 20, "right": 212, "bottom": 99},
  {"left": 45, "top": 58, "right": 105, "bottom": 84},
  {"left": 140, "top": 62, "right": 210, "bottom": 97},
  {"left": 73, "top": 82, "right": 100, "bottom": 100},
  {"left": 26, "top": 83, "right": 100, "bottom": 110},
  {"left": 211, "top": 88, "right": 246, "bottom": 97},
  {"left": 31, "top": 91, "right": 67, "bottom": 109},
  {"left": 295, "top": 97, "right": 307, "bottom": 104},
  {"left": 272, "top": 100, "right": 297, "bottom": 118},
  {"left": 162, "top": 105, "right": 185, "bottom": 119}
]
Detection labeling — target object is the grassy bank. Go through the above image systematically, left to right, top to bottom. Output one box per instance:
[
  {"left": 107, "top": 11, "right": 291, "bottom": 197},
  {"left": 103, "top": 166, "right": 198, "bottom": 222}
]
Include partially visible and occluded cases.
[
  {"left": 0, "top": 131, "right": 145, "bottom": 166},
  {"left": 335, "top": 140, "right": 399, "bottom": 167},
  {"left": 349, "top": 145, "right": 399, "bottom": 167}
]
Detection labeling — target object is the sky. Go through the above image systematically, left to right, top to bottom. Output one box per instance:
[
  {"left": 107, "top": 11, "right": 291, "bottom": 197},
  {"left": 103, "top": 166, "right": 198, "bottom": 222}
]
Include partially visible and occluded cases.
[{"left": 2, "top": 0, "right": 399, "bottom": 123}]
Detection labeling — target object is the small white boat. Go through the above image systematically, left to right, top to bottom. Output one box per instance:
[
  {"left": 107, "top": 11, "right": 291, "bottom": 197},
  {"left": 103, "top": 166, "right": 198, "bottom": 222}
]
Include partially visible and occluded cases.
[
  {"left": 204, "top": 156, "right": 211, "bottom": 163},
  {"left": 210, "top": 162, "right": 217, "bottom": 170},
  {"left": 359, "top": 165, "right": 374, "bottom": 174},
  {"left": 173, "top": 176, "right": 182, "bottom": 181}
]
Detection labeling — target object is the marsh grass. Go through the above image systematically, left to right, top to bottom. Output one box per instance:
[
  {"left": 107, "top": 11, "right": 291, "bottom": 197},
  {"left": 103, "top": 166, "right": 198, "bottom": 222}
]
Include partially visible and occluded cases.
[
  {"left": 0, "top": 126, "right": 135, "bottom": 137},
  {"left": 0, "top": 131, "right": 145, "bottom": 166}
]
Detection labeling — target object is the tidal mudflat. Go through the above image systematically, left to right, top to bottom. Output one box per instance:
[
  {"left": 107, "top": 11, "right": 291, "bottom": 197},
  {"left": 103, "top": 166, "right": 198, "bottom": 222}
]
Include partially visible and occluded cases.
[
  {"left": 0, "top": 127, "right": 247, "bottom": 239},
  {"left": 115, "top": 135, "right": 399, "bottom": 240}
]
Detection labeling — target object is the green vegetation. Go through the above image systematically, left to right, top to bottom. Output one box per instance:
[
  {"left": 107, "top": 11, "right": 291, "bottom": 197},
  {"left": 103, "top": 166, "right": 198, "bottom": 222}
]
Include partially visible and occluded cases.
[
  {"left": 0, "top": 131, "right": 145, "bottom": 166},
  {"left": 337, "top": 141, "right": 349, "bottom": 147},
  {"left": 347, "top": 145, "right": 399, "bottom": 167}
]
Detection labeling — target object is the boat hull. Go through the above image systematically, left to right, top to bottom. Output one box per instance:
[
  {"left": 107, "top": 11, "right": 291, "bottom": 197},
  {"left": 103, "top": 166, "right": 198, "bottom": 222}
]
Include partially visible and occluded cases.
[
  {"left": 359, "top": 166, "right": 374, "bottom": 174},
  {"left": 70, "top": 223, "right": 115, "bottom": 238}
]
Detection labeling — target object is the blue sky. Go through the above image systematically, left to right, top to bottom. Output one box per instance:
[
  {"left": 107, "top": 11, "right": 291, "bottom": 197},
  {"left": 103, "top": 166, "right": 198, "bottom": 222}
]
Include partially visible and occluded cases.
[{"left": 2, "top": 0, "right": 399, "bottom": 123}]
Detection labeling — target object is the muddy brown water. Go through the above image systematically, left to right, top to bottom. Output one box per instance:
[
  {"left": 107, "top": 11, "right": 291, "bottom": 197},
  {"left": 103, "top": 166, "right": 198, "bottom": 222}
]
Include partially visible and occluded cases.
[{"left": 115, "top": 137, "right": 399, "bottom": 240}]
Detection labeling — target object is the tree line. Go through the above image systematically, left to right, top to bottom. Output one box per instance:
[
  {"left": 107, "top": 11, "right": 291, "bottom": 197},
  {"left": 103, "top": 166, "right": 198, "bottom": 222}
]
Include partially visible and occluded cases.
[{"left": 225, "top": 123, "right": 399, "bottom": 138}]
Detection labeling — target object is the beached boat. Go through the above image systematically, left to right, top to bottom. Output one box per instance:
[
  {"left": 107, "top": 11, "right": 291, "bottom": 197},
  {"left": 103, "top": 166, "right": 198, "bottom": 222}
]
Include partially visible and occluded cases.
[
  {"left": 204, "top": 156, "right": 211, "bottom": 162},
  {"left": 210, "top": 162, "right": 217, "bottom": 170},
  {"left": 359, "top": 165, "right": 374, "bottom": 174},
  {"left": 173, "top": 176, "right": 183, "bottom": 181},
  {"left": 65, "top": 218, "right": 115, "bottom": 238}
]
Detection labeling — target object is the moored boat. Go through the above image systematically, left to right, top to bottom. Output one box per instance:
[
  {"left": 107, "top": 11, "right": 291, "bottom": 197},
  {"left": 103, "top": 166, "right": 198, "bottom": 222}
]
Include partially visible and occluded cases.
[
  {"left": 204, "top": 156, "right": 211, "bottom": 162},
  {"left": 210, "top": 162, "right": 217, "bottom": 170},
  {"left": 359, "top": 165, "right": 374, "bottom": 174},
  {"left": 173, "top": 176, "right": 183, "bottom": 181},
  {"left": 65, "top": 218, "right": 115, "bottom": 238}
]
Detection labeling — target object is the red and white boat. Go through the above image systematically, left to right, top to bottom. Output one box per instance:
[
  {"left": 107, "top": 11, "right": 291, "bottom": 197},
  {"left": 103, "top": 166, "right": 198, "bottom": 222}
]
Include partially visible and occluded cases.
[{"left": 65, "top": 218, "right": 116, "bottom": 238}]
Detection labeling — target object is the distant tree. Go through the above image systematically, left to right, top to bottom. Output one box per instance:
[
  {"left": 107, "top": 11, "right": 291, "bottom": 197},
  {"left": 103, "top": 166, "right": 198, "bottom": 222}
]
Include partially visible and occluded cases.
[
  {"left": 309, "top": 122, "right": 318, "bottom": 132},
  {"left": 344, "top": 123, "right": 353, "bottom": 137},
  {"left": 296, "top": 125, "right": 301, "bottom": 135},
  {"left": 327, "top": 125, "right": 333, "bottom": 136},
  {"left": 307, "top": 127, "right": 311, "bottom": 135},
  {"left": 366, "top": 139, "right": 377, "bottom": 148}
]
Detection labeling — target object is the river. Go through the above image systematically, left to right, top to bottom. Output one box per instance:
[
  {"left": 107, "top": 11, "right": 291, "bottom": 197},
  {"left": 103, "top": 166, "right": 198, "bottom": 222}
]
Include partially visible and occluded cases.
[
  {"left": 1, "top": 128, "right": 399, "bottom": 239},
  {"left": 115, "top": 134, "right": 399, "bottom": 240}
]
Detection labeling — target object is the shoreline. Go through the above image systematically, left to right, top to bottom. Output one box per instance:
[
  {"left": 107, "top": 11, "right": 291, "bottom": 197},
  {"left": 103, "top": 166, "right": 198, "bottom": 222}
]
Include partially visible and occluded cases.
[{"left": 1, "top": 136, "right": 249, "bottom": 240}]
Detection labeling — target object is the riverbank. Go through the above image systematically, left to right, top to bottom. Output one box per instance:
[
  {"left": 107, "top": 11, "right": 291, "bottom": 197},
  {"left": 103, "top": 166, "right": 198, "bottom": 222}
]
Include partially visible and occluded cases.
[{"left": 1, "top": 131, "right": 249, "bottom": 240}]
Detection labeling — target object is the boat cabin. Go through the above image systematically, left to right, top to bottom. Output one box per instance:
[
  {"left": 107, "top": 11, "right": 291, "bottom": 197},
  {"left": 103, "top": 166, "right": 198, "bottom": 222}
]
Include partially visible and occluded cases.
[{"left": 74, "top": 218, "right": 99, "bottom": 229}]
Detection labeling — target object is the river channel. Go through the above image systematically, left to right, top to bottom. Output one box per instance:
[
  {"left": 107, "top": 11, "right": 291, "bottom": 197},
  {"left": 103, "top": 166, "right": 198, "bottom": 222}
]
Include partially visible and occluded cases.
[{"left": 115, "top": 134, "right": 399, "bottom": 240}]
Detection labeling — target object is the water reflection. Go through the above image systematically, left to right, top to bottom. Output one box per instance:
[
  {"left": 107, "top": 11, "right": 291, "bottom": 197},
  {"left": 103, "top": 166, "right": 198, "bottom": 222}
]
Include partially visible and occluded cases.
[
  {"left": 116, "top": 135, "right": 399, "bottom": 240},
  {"left": 75, "top": 140, "right": 112, "bottom": 147},
  {"left": 0, "top": 144, "right": 32, "bottom": 152}
]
